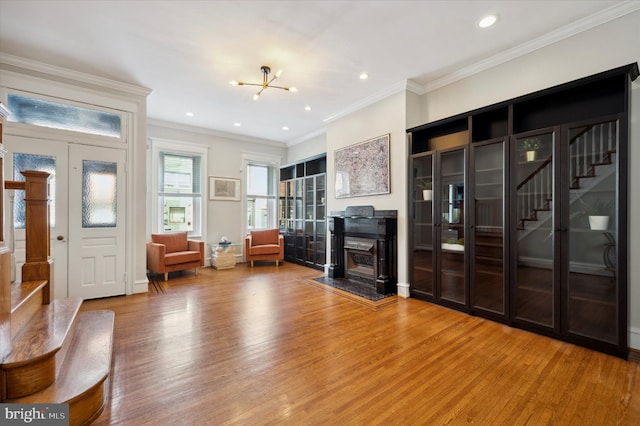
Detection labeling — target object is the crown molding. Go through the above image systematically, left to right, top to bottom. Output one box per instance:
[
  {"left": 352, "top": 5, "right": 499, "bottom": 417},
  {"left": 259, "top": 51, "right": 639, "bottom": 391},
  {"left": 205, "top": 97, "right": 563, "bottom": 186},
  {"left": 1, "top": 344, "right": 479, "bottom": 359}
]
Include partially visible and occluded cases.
[
  {"left": 423, "top": 2, "right": 640, "bottom": 93},
  {"left": 0, "top": 52, "right": 152, "bottom": 97},
  {"left": 323, "top": 79, "right": 413, "bottom": 124},
  {"left": 147, "top": 118, "right": 286, "bottom": 148},
  {"left": 286, "top": 125, "right": 327, "bottom": 147}
]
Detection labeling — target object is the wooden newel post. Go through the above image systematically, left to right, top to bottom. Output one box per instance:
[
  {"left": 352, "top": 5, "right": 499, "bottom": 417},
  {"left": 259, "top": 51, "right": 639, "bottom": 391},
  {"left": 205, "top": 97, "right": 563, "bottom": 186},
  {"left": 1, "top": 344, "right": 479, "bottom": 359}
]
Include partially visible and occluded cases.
[{"left": 21, "top": 170, "right": 53, "bottom": 304}]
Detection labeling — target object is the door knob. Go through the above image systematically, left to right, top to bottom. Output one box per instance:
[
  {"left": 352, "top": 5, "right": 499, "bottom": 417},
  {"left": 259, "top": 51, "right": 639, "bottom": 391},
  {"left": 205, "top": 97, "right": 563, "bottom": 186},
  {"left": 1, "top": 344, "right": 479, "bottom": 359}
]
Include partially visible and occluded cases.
[{"left": 57, "top": 235, "right": 64, "bottom": 241}]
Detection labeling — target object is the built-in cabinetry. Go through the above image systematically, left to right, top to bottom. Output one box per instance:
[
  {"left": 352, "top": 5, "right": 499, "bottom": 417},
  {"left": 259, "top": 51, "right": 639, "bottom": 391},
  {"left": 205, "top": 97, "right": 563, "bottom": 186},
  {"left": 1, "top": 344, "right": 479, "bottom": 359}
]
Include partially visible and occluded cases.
[
  {"left": 408, "top": 64, "right": 638, "bottom": 358},
  {"left": 279, "top": 154, "right": 326, "bottom": 271}
]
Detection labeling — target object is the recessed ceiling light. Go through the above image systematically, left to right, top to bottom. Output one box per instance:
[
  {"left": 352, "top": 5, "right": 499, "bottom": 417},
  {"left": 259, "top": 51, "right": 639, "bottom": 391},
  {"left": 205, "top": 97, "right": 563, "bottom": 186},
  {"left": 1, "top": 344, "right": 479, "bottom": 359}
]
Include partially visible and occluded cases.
[
  {"left": 478, "top": 15, "right": 497, "bottom": 28},
  {"left": 360, "top": 72, "right": 369, "bottom": 80},
  {"left": 289, "top": 87, "right": 298, "bottom": 93},
  {"left": 305, "top": 105, "right": 311, "bottom": 111},
  {"left": 185, "top": 112, "right": 194, "bottom": 117},
  {"left": 233, "top": 122, "right": 241, "bottom": 127},
  {"left": 282, "top": 126, "right": 289, "bottom": 131}
]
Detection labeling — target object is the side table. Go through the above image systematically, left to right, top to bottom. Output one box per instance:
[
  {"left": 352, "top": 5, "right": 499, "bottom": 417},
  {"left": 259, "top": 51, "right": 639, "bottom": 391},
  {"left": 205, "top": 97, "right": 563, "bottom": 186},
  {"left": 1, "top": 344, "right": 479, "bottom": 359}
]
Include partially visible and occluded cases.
[{"left": 210, "top": 243, "right": 239, "bottom": 270}]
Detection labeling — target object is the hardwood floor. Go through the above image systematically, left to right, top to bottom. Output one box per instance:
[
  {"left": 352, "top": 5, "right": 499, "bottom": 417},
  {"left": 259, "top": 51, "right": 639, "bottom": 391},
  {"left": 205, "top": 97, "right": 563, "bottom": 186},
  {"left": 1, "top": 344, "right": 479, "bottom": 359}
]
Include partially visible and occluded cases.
[{"left": 81, "top": 263, "right": 640, "bottom": 425}]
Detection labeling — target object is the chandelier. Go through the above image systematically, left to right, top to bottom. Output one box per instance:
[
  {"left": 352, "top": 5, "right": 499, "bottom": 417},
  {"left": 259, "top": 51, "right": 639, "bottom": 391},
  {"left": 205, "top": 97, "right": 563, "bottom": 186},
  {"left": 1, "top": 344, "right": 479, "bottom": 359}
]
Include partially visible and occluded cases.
[{"left": 230, "top": 65, "right": 297, "bottom": 100}]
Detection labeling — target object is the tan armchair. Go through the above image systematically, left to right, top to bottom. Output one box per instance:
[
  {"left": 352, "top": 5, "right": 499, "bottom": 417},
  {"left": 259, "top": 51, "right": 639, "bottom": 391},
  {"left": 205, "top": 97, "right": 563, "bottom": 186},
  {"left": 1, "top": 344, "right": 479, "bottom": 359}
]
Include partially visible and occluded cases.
[
  {"left": 245, "top": 229, "right": 284, "bottom": 267},
  {"left": 146, "top": 232, "right": 204, "bottom": 280}
]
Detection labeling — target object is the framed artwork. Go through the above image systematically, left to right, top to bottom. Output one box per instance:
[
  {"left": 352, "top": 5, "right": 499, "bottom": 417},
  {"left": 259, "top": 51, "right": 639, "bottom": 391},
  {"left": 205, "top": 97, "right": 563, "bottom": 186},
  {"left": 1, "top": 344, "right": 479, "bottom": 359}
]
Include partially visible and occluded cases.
[
  {"left": 334, "top": 134, "right": 390, "bottom": 198},
  {"left": 209, "top": 177, "right": 241, "bottom": 201}
]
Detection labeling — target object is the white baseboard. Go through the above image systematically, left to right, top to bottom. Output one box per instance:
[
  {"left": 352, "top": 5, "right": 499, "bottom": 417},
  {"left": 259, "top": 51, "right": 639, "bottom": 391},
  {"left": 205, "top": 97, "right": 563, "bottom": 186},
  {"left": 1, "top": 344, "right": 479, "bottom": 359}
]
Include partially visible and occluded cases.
[
  {"left": 132, "top": 278, "right": 149, "bottom": 294},
  {"left": 397, "top": 282, "right": 410, "bottom": 298},
  {"left": 630, "top": 326, "right": 640, "bottom": 350}
]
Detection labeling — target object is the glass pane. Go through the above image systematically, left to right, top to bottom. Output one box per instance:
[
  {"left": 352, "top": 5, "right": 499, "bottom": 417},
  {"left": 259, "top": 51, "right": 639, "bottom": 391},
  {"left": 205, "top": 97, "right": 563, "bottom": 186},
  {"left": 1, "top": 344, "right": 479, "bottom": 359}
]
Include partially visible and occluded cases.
[
  {"left": 8, "top": 94, "right": 122, "bottom": 138},
  {"left": 567, "top": 120, "right": 618, "bottom": 342},
  {"left": 514, "top": 133, "right": 554, "bottom": 326},
  {"left": 473, "top": 142, "right": 504, "bottom": 314},
  {"left": 440, "top": 150, "right": 465, "bottom": 303},
  {"left": 13, "top": 153, "right": 56, "bottom": 229},
  {"left": 161, "top": 154, "right": 200, "bottom": 194},
  {"left": 412, "top": 154, "right": 433, "bottom": 296},
  {"left": 82, "top": 160, "right": 117, "bottom": 228},
  {"left": 248, "top": 164, "right": 268, "bottom": 195},
  {"left": 316, "top": 175, "right": 326, "bottom": 221},
  {"left": 305, "top": 177, "right": 314, "bottom": 220},
  {"left": 295, "top": 180, "right": 303, "bottom": 219},
  {"left": 162, "top": 196, "right": 195, "bottom": 232},
  {"left": 247, "top": 197, "right": 272, "bottom": 230},
  {"left": 305, "top": 221, "right": 314, "bottom": 261}
]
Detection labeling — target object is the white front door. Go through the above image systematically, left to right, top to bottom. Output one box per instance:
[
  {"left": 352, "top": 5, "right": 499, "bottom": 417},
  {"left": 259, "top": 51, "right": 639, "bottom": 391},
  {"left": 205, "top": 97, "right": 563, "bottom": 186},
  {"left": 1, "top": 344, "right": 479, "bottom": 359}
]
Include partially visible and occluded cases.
[
  {"left": 4, "top": 136, "right": 69, "bottom": 299},
  {"left": 4, "top": 138, "right": 126, "bottom": 299},
  {"left": 68, "top": 144, "right": 126, "bottom": 299}
]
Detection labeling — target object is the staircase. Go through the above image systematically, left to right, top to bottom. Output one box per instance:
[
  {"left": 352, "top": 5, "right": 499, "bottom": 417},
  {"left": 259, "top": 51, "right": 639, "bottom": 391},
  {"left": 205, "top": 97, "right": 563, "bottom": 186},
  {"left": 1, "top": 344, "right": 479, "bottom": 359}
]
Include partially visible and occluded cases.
[
  {"left": 517, "top": 121, "right": 616, "bottom": 230},
  {"left": 1, "top": 171, "right": 114, "bottom": 426}
]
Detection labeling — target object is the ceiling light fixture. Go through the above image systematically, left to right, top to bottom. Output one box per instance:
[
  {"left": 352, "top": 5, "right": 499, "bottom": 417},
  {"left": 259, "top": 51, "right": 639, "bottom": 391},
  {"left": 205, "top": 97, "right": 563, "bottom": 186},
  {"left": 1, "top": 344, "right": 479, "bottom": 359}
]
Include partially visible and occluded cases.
[
  {"left": 478, "top": 15, "right": 497, "bottom": 28},
  {"left": 230, "top": 65, "right": 297, "bottom": 100}
]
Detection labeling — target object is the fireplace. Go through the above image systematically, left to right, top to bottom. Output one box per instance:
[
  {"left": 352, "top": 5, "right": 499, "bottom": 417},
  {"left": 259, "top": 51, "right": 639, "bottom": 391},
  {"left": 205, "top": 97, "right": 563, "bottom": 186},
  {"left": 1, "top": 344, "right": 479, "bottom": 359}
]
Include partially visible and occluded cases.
[
  {"left": 329, "top": 206, "right": 397, "bottom": 294},
  {"left": 344, "top": 236, "right": 377, "bottom": 285}
]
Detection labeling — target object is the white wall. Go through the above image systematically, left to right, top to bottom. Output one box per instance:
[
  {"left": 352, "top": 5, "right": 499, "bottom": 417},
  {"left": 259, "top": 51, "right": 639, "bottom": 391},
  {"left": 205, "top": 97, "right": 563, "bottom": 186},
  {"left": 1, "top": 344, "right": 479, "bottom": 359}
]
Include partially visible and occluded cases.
[
  {"left": 414, "top": 11, "right": 640, "bottom": 349},
  {"left": 326, "top": 91, "right": 409, "bottom": 295},
  {"left": 147, "top": 122, "right": 287, "bottom": 261},
  {"left": 287, "top": 133, "right": 326, "bottom": 164}
]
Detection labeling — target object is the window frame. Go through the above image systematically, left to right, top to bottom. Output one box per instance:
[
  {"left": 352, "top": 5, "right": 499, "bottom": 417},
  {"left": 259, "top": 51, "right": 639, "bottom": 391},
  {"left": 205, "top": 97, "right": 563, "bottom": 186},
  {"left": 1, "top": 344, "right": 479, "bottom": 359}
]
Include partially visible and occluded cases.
[
  {"left": 150, "top": 138, "right": 207, "bottom": 239},
  {"left": 242, "top": 153, "right": 281, "bottom": 235}
]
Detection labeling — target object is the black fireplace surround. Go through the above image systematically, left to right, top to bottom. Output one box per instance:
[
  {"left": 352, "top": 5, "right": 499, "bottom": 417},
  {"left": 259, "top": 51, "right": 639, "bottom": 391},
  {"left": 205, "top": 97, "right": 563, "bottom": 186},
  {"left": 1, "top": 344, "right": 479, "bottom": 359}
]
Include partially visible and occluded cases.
[{"left": 328, "top": 206, "right": 397, "bottom": 294}]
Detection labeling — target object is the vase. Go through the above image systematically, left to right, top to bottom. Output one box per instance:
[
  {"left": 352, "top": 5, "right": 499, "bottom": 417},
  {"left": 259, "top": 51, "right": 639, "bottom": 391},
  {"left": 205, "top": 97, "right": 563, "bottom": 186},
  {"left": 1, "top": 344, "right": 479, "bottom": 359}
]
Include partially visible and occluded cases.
[
  {"left": 526, "top": 150, "right": 536, "bottom": 161},
  {"left": 423, "top": 189, "right": 432, "bottom": 201},
  {"left": 588, "top": 215, "right": 609, "bottom": 230}
]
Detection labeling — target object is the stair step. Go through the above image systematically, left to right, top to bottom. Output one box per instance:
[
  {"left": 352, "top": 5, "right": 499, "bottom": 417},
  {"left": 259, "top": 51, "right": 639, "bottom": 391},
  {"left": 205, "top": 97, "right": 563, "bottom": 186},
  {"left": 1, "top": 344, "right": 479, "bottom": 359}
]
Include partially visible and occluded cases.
[
  {"left": 10, "top": 280, "right": 47, "bottom": 338},
  {"left": 2, "top": 297, "right": 83, "bottom": 398},
  {"left": 9, "top": 310, "right": 115, "bottom": 426}
]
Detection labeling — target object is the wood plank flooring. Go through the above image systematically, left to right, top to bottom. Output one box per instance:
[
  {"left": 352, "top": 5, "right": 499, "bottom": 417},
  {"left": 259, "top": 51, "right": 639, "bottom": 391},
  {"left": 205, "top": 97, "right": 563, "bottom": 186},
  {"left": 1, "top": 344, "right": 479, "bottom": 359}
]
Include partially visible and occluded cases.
[{"left": 81, "top": 263, "right": 640, "bottom": 425}]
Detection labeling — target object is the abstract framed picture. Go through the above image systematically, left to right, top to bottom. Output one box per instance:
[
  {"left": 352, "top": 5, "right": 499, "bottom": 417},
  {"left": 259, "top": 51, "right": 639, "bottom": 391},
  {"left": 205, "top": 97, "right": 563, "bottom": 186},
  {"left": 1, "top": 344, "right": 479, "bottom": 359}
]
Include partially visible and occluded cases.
[
  {"left": 334, "top": 134, "right": 390, "bottom": 198},
  {"left": 209, "top": 176, "right": 241, "bottom": 201}
]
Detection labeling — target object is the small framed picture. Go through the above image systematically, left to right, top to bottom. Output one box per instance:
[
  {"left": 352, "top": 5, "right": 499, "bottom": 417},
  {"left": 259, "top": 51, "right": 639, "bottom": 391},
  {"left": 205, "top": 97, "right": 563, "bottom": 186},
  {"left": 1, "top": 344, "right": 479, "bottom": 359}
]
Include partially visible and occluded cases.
[{"left": 209, "top": 177, "right": 241, "bottom": 201}]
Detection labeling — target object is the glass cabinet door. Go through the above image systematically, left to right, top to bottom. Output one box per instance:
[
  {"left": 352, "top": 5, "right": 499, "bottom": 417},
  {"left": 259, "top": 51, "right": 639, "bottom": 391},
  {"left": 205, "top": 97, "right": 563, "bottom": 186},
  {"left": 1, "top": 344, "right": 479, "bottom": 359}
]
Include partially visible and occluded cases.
[
  {"left": 566, "top": 119, "right": 618, "bottom": 343},
  {"left": 513, "top": 131, "right": 556, "bottom": 329},
  {"left": 472, "top": 141, "right": 505, "bottom": 315},
  {"left": 439, "top": 149, "right": 466, "bottom": 305},
  {"left": 411, "top": 154, "right": 434, "bottom": 297}
]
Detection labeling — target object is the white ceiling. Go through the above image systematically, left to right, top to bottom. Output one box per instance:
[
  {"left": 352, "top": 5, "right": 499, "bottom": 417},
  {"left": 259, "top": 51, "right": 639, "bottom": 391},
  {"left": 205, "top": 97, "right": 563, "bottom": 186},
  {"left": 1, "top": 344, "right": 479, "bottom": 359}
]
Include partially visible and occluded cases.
[{"left": 0, "top": 1, "right": 636, "bottom": 146}]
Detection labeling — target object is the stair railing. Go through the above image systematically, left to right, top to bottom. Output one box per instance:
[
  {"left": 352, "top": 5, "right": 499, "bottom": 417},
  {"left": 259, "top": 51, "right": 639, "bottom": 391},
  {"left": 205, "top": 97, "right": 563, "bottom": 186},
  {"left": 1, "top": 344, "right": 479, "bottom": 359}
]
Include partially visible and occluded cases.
[{"left": 517, "top": 121, "right": 615, "bottom": 230}]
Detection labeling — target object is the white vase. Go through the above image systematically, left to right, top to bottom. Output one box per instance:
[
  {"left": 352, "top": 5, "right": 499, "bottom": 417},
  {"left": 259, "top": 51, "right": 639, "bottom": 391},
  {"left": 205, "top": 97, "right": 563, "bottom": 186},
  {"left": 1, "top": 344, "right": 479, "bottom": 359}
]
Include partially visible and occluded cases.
[
  {"left": 526, "top": 150, "right": 536, "bottom": 161},
  {"left": 423, "top": 189, "right": 432, "bottom": 201},
  {"left": 588, "top": 215, "right": 609, "bottom": 230}
]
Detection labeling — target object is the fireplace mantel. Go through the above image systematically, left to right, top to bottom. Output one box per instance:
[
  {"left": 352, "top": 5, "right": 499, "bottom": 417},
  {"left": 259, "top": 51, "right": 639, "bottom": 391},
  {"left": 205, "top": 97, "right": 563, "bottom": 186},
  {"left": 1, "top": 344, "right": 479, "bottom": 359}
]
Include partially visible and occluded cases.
[{"left": 328, "top": 206, "right": 397, "bottom": 294}]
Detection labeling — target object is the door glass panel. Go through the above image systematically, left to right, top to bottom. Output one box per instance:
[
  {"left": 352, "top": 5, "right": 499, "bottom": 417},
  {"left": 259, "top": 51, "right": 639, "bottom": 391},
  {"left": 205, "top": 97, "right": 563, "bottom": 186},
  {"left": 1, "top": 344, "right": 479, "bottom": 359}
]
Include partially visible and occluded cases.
[
  {"left": 567, "top": 120, "right": 617, "bottom": 343},
  {"left": 515, "top": 133, "right": 554, "bottom": 326},
  {"left": 473, "top": 142, "right": 504, "bottom": 314},
  {"left": 440, "top": 150, "right": 465, "bottom": 303},
  {"left": 13, "top": 153, "right": 56, "bottom": 228},
  {"left": 412, "top": 154, "right": 433, "bottom": 296},
  {"left": 82, "top": 160, "right": 117, "bottom": 228}
]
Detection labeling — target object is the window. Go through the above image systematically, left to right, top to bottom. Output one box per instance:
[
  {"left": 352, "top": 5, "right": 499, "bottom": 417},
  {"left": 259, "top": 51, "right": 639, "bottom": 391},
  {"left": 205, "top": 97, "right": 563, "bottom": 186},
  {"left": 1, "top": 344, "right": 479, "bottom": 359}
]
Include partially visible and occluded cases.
[
  {"left": 7, "top": 93, "right": 123, "bottom": 139},
  {"left": 151, "top": 140, "right": 207, "bottom": 238},
  {"left": 246, "top": 163, "right": 277, "bottom": 230}
]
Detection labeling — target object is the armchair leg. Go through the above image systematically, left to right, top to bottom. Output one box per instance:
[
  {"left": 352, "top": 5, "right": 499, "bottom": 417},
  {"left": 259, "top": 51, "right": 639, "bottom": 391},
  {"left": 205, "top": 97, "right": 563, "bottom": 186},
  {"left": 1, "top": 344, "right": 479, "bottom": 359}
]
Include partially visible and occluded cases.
[
  {"left": 275, "top": 260, "right": 279, "bottom": 266},
  {"left": 250, "top": 261, "right": 254, "bottom": 267},
  {"left": 195, "top": 267, "right": 199, "bottom": 276},
  {"left": 164, "top": 272, "right": 168, "bottom": 281}
]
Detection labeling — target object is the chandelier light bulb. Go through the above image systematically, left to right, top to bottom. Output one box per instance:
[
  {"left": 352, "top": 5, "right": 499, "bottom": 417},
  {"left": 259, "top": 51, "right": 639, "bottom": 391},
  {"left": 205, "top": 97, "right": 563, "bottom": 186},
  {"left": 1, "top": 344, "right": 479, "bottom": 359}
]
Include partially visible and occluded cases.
[
  {"left": 289, "top": 86, "right": 298, "bottom": 93},
  {"left": 253, "top": 93, "right": 260, "bottom": 101}
]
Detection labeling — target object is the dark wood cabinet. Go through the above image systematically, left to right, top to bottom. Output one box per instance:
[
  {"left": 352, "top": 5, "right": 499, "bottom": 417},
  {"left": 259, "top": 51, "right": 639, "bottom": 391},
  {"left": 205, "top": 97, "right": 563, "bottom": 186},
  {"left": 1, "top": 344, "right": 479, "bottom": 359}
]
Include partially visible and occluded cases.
[
  {"left": 408, "top": 63, "right": 638, "bottom": 358},
  {"left": 279, "top": 154, "right": 326, "bottom": 271}
]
